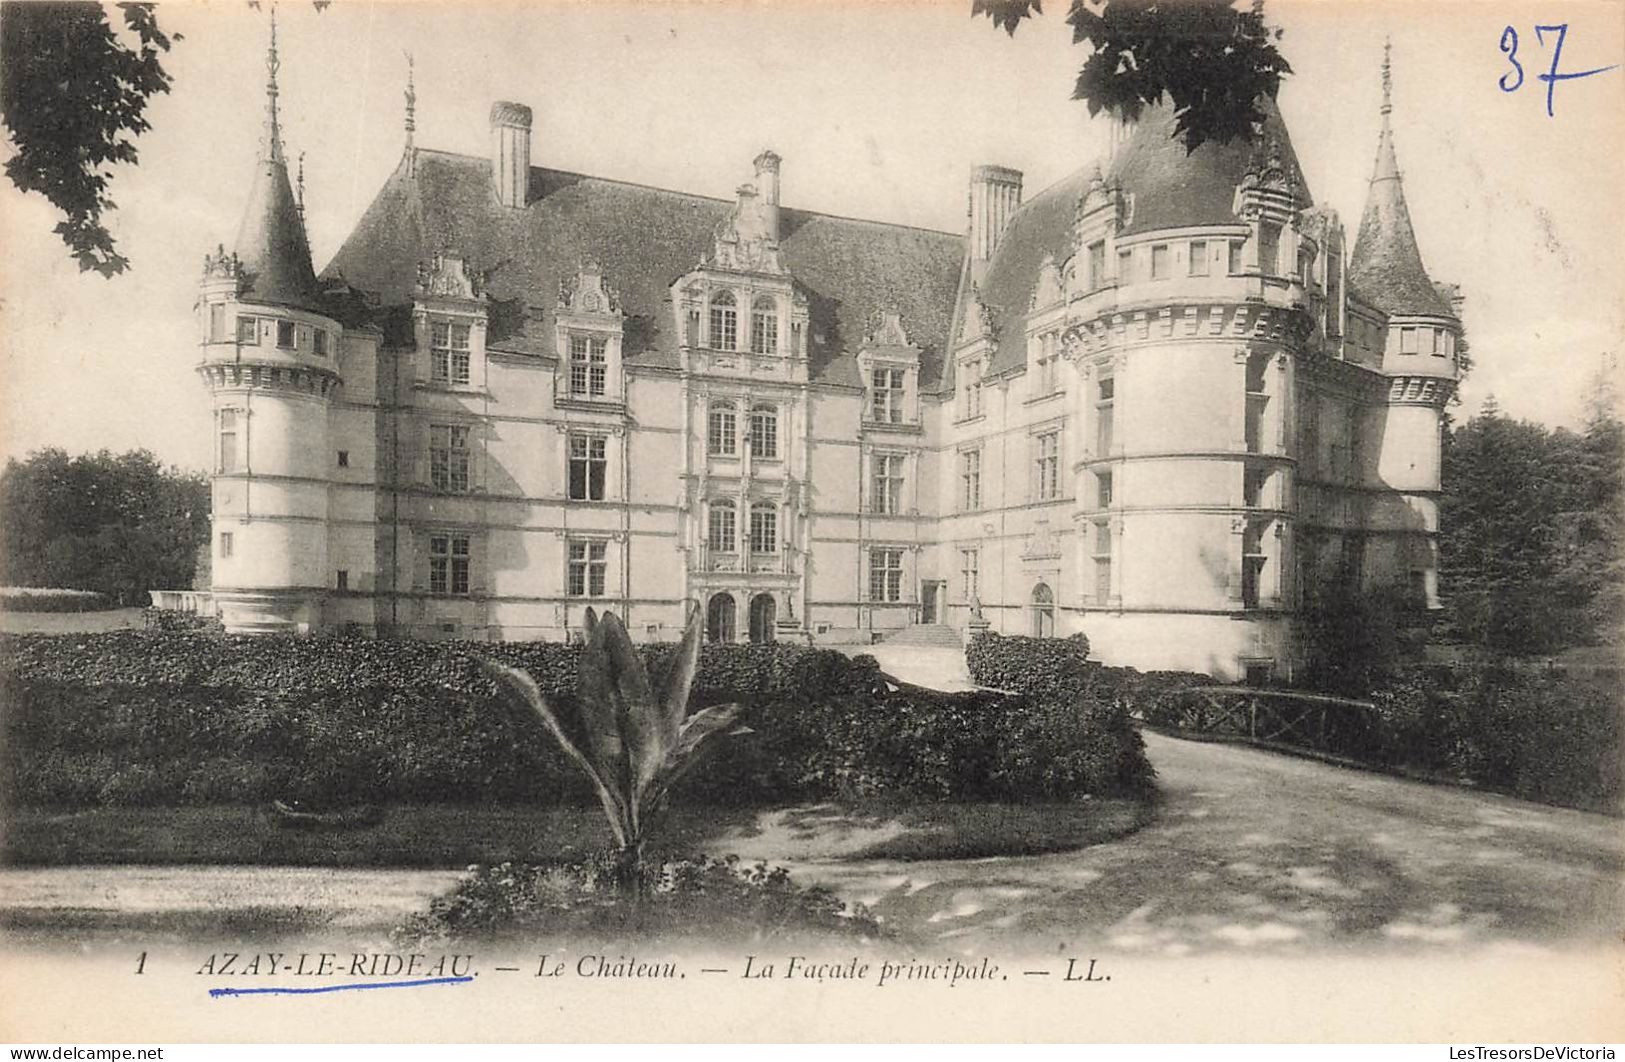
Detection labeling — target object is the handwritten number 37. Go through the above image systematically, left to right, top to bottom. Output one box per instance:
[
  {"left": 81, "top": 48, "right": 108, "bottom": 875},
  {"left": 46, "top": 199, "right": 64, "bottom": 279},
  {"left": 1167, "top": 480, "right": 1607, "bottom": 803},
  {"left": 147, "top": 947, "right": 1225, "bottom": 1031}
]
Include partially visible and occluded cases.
[{"left": 1499, "top": 24, "right": 1618, "bottom": 117}]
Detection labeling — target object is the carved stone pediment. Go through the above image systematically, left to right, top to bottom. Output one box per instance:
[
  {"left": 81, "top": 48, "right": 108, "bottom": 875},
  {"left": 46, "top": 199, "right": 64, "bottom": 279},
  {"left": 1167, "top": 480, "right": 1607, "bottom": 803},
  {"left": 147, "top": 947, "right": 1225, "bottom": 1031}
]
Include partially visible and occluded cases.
[
  {"left": 709, "top": 184, "right": 787, "bottom": 275},
  {"left": 202, "top": 244, "right": 243, "bottom": 284},
  {"left": 415, "top": 252, "right": 486, "bottom": 301},
  {"left": 1031, "top": 253, "right": 1064, "bottom": 310},
  {"left": 558, "top": 262, "right": 622, "bottom": 316},
  {"left": 957, "top": 288, "right": 996, "bottom": 344},
  {"left": 863, "top": 310, "right": 918, "bottom": 353},
  {"left": 1021, "top": 519, "right": 1062, "bottom": 561}
]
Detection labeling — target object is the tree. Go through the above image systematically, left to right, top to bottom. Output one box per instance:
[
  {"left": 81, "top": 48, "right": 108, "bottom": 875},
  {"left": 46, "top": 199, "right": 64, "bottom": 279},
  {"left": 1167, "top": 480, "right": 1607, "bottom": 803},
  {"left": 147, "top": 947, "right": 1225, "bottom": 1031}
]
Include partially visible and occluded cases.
[
  {"left": 972, "top": 0, "right": 1292, "bottom": 152},
  {"left": 0, "top": 2, "right": 177, "bottom": 275},
  {"left": 0, "top": 448, "right": 209, "bottom": 604}
]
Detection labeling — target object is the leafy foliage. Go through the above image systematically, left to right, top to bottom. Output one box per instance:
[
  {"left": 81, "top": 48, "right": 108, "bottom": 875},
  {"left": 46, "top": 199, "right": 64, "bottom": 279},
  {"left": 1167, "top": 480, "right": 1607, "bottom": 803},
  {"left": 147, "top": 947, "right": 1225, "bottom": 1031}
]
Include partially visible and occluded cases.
[
  {"left": 973, "top": 0, "right": 1293, "bottom": 152},
  {"left": 0, "top": 2, "right": 177, "bottom": 275},
  {"left": 1439, "top": 397, "right": 1623, "bottom": 653},
  {"left": 0, "top": 448, "right": 209, "bottom": 605},
  {"left": 0, "top": 587, "right": 113, "bottom": 613},
  {"left": 2, "top": 628, "right": 1156, "bottom": 809},
  {"left": 394, "top": 856, "right": 882, "bottom": 945}
]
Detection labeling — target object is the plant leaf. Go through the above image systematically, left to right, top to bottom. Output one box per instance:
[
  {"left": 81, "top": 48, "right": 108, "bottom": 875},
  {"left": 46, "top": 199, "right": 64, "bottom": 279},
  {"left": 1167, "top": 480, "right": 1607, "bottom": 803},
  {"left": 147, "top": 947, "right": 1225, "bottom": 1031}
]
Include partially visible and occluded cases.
[
  {"left": 654, "top": 600, "right": 704, "bottom": 753},
  {"left": 575, "top": 610, "right": 634, "bottom": 800},
  {"left": 478, "top": 658, "right": 629, "bottom": 847},
  {"left": 641, "top": 703, "right": 745, "bottom": 818}
]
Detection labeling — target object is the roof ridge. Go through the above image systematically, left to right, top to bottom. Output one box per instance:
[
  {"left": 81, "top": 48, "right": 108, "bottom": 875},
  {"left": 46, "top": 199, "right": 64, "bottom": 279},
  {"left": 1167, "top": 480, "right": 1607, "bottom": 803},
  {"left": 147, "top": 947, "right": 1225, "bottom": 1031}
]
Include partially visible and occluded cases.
[{"left": 412, "top": 146, "right": 962, "bottom": 240}]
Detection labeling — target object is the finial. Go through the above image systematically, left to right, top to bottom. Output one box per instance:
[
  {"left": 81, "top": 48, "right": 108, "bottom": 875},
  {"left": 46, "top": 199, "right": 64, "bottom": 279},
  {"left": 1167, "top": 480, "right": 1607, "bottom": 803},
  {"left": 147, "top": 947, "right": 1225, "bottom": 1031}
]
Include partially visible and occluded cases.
[
  {"left": 262, "top": 4, "right": 284, "bottom": 163},
  {"left": 1380, "top": 37, "right": 1393, "bottom": 118},
  {"left": 404, "top": 51, "right": 416, "bottom": 144},
  {"left": 296, "top": 150, "right": 306, "bottom": 217}
]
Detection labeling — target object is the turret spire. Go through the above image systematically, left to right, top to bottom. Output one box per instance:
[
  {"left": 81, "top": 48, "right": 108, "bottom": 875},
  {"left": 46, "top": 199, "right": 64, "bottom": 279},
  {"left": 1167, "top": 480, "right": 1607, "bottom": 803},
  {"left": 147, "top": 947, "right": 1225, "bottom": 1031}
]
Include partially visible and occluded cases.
[
  {"left": 229, "top": 4, "right": 323, "bottom": 314},
  {"left": 262, "top": 6, "right": 284, "bottom": 164},
  {"left": 1348, "top": 41, "right": 1453, "bottom": 318},
  {"left": 404, "top": 52, "right": 416, "bottom": 147}
]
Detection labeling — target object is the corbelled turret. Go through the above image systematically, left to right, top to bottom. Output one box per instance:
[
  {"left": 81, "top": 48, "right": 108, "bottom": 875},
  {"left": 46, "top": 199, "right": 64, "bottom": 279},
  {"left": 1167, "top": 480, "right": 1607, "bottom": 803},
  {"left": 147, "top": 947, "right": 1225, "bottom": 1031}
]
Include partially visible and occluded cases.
[
  {"left": 233, "top": 9, "right": 323, "bottom": 314},
  {"left": 1348, "top": 42, "right": 1453, "bottom": 319}
]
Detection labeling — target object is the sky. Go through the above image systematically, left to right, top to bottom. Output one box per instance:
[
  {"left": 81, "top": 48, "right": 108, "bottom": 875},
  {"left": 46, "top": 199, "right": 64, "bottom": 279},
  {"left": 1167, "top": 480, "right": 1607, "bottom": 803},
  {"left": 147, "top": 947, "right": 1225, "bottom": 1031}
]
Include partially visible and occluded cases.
[{"left": 1, "top": 0, "right": 1621, "bottom": 473}]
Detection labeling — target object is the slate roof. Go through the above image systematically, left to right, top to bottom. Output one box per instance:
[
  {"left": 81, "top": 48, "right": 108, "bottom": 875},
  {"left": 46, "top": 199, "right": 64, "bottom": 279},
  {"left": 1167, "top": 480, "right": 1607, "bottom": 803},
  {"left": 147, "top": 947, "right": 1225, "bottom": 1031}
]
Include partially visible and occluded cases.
[
  {"left": 977, "top": 100, "right": 1311, "bottom": 377},
  {"left": 1347, "top": 118, "right": 1454, "bottom": 318},
  {"left": 321, "top": 150, "right": 965, "bottom": 389},
  {"left": 234, "top": 152, "right": 325, "bottom": 315}
]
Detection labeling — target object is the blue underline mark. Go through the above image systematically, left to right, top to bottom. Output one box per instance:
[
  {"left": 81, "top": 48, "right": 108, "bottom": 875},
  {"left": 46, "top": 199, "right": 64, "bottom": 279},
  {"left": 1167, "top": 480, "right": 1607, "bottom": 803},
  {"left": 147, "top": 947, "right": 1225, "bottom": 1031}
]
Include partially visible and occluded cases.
[{"left": 209, "top": 975, "right": 474, "bottom": 998}]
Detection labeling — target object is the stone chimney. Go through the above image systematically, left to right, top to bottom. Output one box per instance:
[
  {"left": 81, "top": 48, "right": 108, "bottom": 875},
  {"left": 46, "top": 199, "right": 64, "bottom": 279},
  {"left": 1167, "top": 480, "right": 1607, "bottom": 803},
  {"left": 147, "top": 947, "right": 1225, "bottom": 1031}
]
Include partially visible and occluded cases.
[
  {"left": 489, "top": 101, "right": 532, "bottom": 209},
  {"left": 754, "top": 149, "right": 782, "bottom": 241},
  {"left": 968, "top": 164, "right": 1023, "bottom": 265}
]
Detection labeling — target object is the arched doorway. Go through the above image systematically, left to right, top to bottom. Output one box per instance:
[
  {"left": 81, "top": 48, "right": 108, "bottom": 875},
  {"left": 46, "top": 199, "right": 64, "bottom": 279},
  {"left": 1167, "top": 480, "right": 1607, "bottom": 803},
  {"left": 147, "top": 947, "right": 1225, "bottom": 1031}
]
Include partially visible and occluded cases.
[
  {"left": 1031, "top": 582, "right": 1055, "bottom": 637},
  {"left": 706, "top": 592, "right": 737, "bottom": 644},
  {"left": 748, "top": 593, "right": 777, "bottom": 643}
]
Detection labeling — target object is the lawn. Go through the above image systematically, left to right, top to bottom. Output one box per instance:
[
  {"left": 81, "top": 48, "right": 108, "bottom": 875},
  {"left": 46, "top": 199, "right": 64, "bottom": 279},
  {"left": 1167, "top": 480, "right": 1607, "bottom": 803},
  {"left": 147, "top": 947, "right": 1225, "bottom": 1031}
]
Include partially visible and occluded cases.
[{"left": 2, "top": 797, "right": 1151, "bottom": 867}]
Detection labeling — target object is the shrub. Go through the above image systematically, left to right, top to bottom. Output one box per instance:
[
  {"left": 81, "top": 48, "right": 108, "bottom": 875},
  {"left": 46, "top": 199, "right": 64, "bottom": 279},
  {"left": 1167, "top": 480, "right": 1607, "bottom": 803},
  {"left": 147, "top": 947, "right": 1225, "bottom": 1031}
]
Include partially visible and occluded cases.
[
  {"left": 0, "top": 587, "right": 112, "bottom": 613},
  {"left": 2, "top": 629, "right": 1154, "bottom": 808},
  {"left": 966, "top": 631, "right": 1091, "bottom": 695},
  {"left": 393, "top": 856, "right": 882, "bottom": 945}
]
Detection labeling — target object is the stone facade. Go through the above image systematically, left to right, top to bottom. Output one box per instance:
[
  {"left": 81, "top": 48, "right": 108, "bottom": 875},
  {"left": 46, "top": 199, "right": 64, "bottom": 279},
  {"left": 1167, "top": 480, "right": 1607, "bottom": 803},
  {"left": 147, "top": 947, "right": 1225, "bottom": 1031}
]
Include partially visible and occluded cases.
[{"left": 194, "top": 37, "right": 1458, "bottom": 680}]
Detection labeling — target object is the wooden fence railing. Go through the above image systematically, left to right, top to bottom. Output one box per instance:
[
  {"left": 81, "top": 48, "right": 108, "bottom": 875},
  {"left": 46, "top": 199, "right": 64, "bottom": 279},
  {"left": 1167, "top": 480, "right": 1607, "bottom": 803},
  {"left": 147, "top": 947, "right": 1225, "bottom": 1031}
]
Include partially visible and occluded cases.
[{"left": 1146, "top": 685, "right": 1384, "bottom": 756}]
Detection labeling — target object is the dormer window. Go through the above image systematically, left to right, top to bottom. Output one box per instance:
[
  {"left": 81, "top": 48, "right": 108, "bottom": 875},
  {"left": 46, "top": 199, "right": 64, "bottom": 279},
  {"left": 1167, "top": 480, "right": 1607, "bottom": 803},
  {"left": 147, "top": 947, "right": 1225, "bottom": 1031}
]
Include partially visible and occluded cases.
[
  {"left": 709, "top": 291, "right": 738, "bottom": 351},
  {"left": 750, "top": 296, "right": 778, "bottom": 354},
  {"left": 432, "top": 321, "right": 472, "bottom": 386},
  {"left": 569, "top": 334, "right": 608, "bottom": 397},
  {"left": 872, "top": 368, "right": 905, "bottom": 423}
]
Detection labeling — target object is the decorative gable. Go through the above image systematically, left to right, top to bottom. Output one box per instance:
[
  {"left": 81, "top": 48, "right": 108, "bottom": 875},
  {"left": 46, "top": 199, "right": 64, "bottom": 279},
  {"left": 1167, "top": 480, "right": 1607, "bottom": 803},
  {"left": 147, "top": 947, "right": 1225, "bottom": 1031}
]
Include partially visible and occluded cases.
[
  {"left": 708, "top": 184, "right": 787, "bottom": 275},
  {"left": 416, "top": 252, "right": 487, "bottom": 303}
]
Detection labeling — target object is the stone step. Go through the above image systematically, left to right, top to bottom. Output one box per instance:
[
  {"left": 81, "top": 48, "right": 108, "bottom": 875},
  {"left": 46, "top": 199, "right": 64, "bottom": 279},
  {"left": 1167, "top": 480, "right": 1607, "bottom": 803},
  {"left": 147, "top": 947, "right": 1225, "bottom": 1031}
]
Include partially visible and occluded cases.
[{"left": 879, "top": 623, "right": 963, "bottom": 649}]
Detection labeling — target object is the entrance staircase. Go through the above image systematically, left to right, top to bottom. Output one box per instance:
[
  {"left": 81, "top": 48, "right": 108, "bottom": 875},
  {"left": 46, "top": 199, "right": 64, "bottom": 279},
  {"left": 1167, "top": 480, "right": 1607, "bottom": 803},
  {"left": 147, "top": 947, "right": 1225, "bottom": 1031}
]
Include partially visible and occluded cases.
[{"left": 878, "top": 623, "right": 963, "bottom": 649}]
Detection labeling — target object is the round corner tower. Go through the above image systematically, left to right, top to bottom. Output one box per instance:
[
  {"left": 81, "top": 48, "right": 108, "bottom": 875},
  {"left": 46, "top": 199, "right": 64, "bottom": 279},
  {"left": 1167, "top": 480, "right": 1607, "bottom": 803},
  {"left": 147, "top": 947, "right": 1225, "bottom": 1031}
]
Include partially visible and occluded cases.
[{"left": 198, "top": 16, "right": 341, "bottom": 634}]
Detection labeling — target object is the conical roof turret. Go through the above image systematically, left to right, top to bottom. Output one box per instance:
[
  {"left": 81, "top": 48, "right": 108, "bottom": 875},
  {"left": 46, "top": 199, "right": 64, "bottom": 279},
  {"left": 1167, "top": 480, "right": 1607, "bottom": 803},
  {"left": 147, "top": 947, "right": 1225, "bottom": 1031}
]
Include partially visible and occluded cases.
[
  {"left": 231, "top": 11, "right": 323, "bottom": 314},
  {"left": 1348, "top": 43, "right": 1453, "bottom": 318}
]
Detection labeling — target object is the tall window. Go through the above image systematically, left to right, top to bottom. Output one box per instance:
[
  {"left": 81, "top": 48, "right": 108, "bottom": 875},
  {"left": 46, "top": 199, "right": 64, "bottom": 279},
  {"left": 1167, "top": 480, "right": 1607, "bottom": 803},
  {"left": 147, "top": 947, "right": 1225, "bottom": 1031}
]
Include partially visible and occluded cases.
[
  {"left": 1257, "top": 223, "right": 1282, "bottom": 277},
  {"left": 1189, "top": 239, "right": 1209, "bottom": 276},
  {"left": 1228, "top": 239, "right": 1246, "bottom": 275},
  {"left": 1088, "top": 240, "right": 1106, "bottom": 290},
  {"left": 1150, "top": 243, "right": 1171, "bottom": 280},
  {"left": 1117, "top": 248, "right": 1133, "bottom": 283},
  {"left": 709, "top": 291, "right": 738, "bottom": 351},
  {"left": 750, "top": 296, "right": 778, "bottom": 354},
  {"left": 210, "top": 304, "right": 227, "bottom": 340},
  {"left": 236, "top": 316, "right": 258, "bottom": 345},
  {"left": 276, "top": 320, "right": 296, "bottom": 349},
  {"left": 432, "top": 321, "right": 472, "bottom": 386},
  {"left": 1400, "top": 326, "right": 1418, "bottom": 354},
  {"left": 313, "top": 329, "right": 329, "bottom": 357},
  {"left": 569, "top": 334, "right": 608, "bottom": 396},
  {"left": 1245, "top": 357, "right": 1269, "bottom": 455},
  {"left": 959, "top": 359, "right": 984, "bottom": 418},
  {"left": 872, "top": 368, "right": 906, "bottom": 423},
  {"left": 1095, "top": 377, "right": 1115, "bottom": 456},
  {"left": 707, "top": 402, "right": 737, "bottom": 456},
  {"left": 749, "top": 405, "right": 778, "bottom": 458},
  {"left": 218, "top": 409, "right": 239, "bottom": 472},
  {"left": 430, "top": 425, "right": 470, "bottom": 492},
  {"left": 1035, "top": 431, "right": 1060, "bottom": 500},
  {"left": 567, "top": 433, "right": 606, "bottom": 501},
  {"left": 960, "top": 449, "right": 982, "bottom": 511},
  {"left": 871, "top": 453, "right": 904, "bottom": 514},
  {"left": 1244, "top": 466, "right": 1269, "bottom": 508},
  {"left": 1096, "top": 469, "right": 1113, "bottom": 508},
  {"left": 708, "top": 500, "right": 736, "bottom": 553},
  {"left": 749, "top": 503, "right": 778, "bottom": 554},
  {"left": 1093, "top": 521, "right": 1113, "bottom": 603},
  {"left": 1241, "top": 523, "right": 1266, "bottom": 609},
  {"left": 219, "top": 531, "right": 234, "bottom": 559},
  {"left": 429, "top": 534, "right": 470, "bottom": 595},
  {"left": 567, "top": 540, "right": 607, "bottom": 597},
  {"left": 869, "top": 547, "right": 903, "bottom": 602},
  {"left": 960, "top": 548, "right": 979, "bottom": 602}
]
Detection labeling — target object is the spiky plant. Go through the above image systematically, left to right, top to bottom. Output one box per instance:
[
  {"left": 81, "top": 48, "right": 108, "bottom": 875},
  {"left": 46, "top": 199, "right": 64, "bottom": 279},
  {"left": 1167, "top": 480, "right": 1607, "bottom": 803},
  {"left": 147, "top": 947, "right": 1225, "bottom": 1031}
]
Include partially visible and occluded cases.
[{"left": 480, "top": 604, "right": 742, "bottom": 897}]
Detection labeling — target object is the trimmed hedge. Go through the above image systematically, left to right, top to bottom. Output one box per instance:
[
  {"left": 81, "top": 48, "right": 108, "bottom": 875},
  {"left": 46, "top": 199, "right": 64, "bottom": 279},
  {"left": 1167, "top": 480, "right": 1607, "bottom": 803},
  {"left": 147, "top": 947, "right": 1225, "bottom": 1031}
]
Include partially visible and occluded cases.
[
  {"left": 0, "top": 588, "right": 113, "bottom": 613},
  {"left": 1, "top": 630, "right": 1154, "bottom": 809}
]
